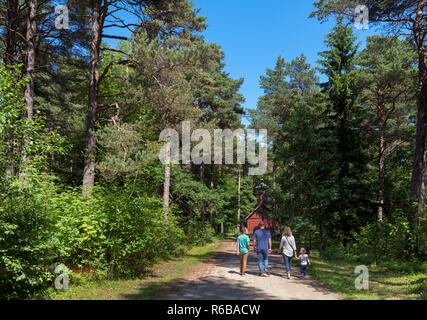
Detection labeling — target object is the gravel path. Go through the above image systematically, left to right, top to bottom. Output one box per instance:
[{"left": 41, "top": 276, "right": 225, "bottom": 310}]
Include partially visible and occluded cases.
[{"left": 161, "top": 239, "right": 342, "bottom": 300}]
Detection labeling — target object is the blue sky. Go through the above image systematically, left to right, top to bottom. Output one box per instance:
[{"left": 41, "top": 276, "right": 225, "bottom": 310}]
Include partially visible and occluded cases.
[
  {"left": 191, "top": 0, "right": 377, "bottom": 126},
  {"left": 106, "top": 1, "right": 378, "bottom": 126}
]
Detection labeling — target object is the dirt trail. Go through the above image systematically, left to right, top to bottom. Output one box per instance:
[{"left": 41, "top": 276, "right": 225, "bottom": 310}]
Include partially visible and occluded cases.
[{"left": 161, "top": 239, "right": 342, "bottom": 300}]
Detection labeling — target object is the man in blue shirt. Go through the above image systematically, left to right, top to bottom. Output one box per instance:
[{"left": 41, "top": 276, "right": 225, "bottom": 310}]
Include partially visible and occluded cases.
[{"left": 253, "top": 221, "right": 272, "bottom": 276}]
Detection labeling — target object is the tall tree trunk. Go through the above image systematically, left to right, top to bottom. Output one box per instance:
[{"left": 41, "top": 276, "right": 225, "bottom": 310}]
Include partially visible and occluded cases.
[
  {"left": 4, "top": 0, "right": 19, "bottom": 176},
  {"left": 5, "top": 0, "right": 19, "bottom": 66},
  {"left": 22, "top": 0, "right": 37, "bottom": 168},
  {"left": 24, "top": 0, "right": 37, "bottom": 120},
  {"left": 83, "top": 0, "right": 101, "bottom": 195},
  {"left": 409, "top": 1, "right": 427, "bottom": 255},
  {"left": 377, "top": 93, "right": 385, "bottom": 223},
  {"left": 378, "top": 129, "right": 385, "bottom": 222},
  {"left": 163, "top": 135, "right": 172, "bottom": 229},
  {"left": 272, "top": 140, "right": 277, "bottom": 188},
  {"left": 272, "top": 142, "right": 278, "bottom": 213},
  {"left": 289, "top": 159, "right": 295, "bottom": 221},
  {"left": 209, "top": 160, "right": 214, "bottom": 227},
  {"left": 272, "top": 160, "right": 278, "bottom": 214},
  {"left": 273, "top": 161, "right": 277, "bottom": 188},
  {"left": 163, "top": 162, "right": 171, "bottom": 229},
  {"left": 200, "top": 164, "right": 206, "bottom": 231},
  {"left": 219, "top": 165, "right": 223, "bottom": 234},
  {"left": 237, "top": 167, "right": 241, "bottom": 232},
  {"left": 319, "top": 222, "right": 324, "bottom": 252}
]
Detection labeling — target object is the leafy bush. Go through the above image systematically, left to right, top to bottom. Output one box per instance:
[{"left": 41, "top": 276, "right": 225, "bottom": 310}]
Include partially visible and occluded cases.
[
  {"left": 0, "top": 175, "right": 185, "bottom": 299},
  {"left": 0, "top": 175, "right": 58, "bottom": 299},
  {"left": 99, "top": 185, "right": 184, "bottom": 276},
  {"left": 287, "top": 215, "right": 317, "bottom": 249},
  {"left": 318, "top": 219, "right": 422, "bottom": 266},
  {"left": 350, "top": 219, "right": 411, "bottom": 264},
  {"left": 183, "top": 222, "right": 215, "bottom": 246},
  {"left": 319, "top": 244, "right": 350, "bottom": 262}
]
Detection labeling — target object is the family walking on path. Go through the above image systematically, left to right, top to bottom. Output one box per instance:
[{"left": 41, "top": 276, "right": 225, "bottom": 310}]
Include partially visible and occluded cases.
[
  {"left": 237, "top": 222, "right": 310, "bottom": 279},
  {"left": 163, "top": 231, "right": 341, "bottom": 300}
]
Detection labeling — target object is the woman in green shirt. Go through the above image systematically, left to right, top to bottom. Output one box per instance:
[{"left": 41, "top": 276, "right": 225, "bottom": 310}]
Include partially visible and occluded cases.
[{"left": 236, "top": 227, "right": 251, "bottom": 276}]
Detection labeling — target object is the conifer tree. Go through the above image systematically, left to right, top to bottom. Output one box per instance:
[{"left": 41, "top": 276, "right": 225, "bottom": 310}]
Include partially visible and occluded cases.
[
  {"left": 318, "top": 19, "right": 369, "bottom": 244},
  {"left": 357, "top": 35, "right": 417, "bottom": 222}
]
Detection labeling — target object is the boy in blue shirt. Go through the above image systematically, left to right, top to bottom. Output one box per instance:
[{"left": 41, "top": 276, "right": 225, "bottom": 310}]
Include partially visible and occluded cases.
[{"left": 236, "top": 227, "right": 251, "bottom": 276}]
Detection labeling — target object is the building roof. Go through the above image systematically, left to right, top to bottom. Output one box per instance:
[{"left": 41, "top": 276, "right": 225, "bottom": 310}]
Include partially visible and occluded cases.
[
  {"left": 245, "top": 201, "right": 270, "bottom": 220},
  {"left": 245, "top": 203, "right": 263, "bottom": 220}
]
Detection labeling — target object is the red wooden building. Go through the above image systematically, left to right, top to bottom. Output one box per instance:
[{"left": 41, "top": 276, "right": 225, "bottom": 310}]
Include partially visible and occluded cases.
[{"left": 245, "top": 191, "right": 280, "bottom": 234}]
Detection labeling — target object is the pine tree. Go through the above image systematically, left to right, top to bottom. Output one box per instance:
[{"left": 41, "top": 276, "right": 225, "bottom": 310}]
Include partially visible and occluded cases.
[
  {"left": 318, "top": 19, "right": 369, "bottom": 244},
  {"left": 357, "top": 35, "right": 417, "bottom": 222}
]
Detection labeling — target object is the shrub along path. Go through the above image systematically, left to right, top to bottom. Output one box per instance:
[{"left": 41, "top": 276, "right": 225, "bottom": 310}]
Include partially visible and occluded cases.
[{"left": 47, "top": 241, "right": 222, "bottom": 300}]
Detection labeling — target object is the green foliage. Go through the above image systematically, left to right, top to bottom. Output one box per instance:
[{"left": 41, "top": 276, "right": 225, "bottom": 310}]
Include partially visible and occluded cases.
[
  {"left": 2, "top": 0, "right": 424, "bottom": 301},
  {"left": 1, "top": 2, "right": 251, "bottom": 300},
  {"left": 250, "top": 17, "right": 425, "bottom": 269},
  {"left": 317, "top": 20, "right": 371, "bottom": 238},
  {"left": 0, "top": 65, "right": 67, "bottom": 299},
  {"left": 0, "top": 65, "right": 66, "bottom": 176},
  {"left": 171, "top": 166, "right": 227, "bottom": 242},
  {"left": 0, "top": 174, "right": 57, "bottom": 299},
  {"left": 0, "top": 177, "right": 185, "bottom": 299},
  {"left": 98, "top": 185, "right": 184, "bottom": 276},
  {"left": 318, "top": 219, "right": 421, "bottom": 266},
  {"left": 350, "top": 220, "right": 413, "bottom": 264},
  {"left": 183, "top": 222, "right": 216, "bottom": 246},
  {"left": 309, "top": 249, "right": 427, "bottom": 300}
]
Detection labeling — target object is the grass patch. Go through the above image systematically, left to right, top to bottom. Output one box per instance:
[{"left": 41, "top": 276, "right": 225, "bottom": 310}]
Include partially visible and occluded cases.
[
  {"left": 272, "top": 239, "right": 426, "bottom": 300},
  {"left": 41, "top": 240, "right": 222, "bottom": 300},
  {"left": 308, "top": 251, "right": 427, "bottom": 300}
]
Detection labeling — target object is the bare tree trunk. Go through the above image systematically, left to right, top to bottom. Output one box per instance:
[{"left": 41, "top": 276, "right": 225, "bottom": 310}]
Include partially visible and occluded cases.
[
  {"left": 4, "top": 0, "right": 19, "bottom": 66},
  {"left": 4, "top": 0, "right": 18, "bottom": 176},
  {"left": 21, "top": 0, "right": 37, "bottom": 169},
  {"left": 24, "top": 0, "right": 37, "bottom": 120},
  {"left": 83, "top": 0, "right": 101, "bottom": 195},
  {"left": 409, "top": 1, "right": 427, "bottom": 254},
  {"left": 409, "top": 82, "right": 426, "bottom": 255},
  {"left": 378, "top": 129, "right": 385, "bottom": 222},
  {"left": 162, "top": 134, "right": 172, "bottom": 229},
  {"left": 273, "top": 143, "right": 278, "bottom": 213},
  {"left": 289, "top": 159, "right": 295, "bottom": 221},
  {"left": 209, "top": 160, "right": 214, "bottom": 227},
  {"left": 273, "top": 161, "right": 277, "bottom": 188},
  {"left": 163, "top": 162, "right": 171, "bottom": 229},
  {"left": 200, "top": 164, "right": 206, "bottom": 231},
  {"left": 237, "top": 167, "right": 241, "bottom": 232},
  {"left": 319, "top": 222, "right": 324, "bottom": 252}
]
